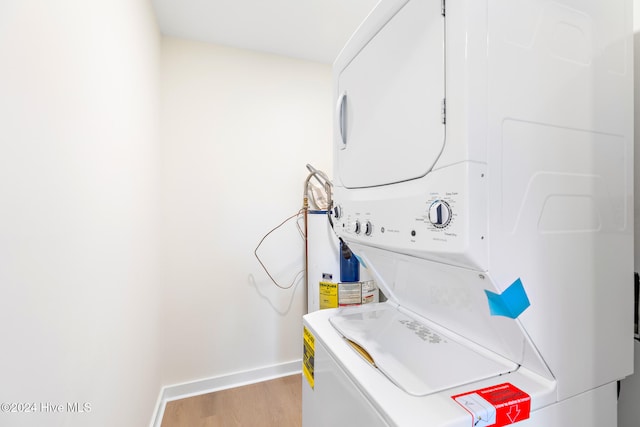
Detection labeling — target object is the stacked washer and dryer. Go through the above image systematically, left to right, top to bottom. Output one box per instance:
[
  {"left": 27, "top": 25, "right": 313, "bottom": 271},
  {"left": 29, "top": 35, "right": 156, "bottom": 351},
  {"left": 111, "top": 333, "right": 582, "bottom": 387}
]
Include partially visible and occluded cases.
[{"left": 302, "top": 0, "right": 634, "bottom": 426}]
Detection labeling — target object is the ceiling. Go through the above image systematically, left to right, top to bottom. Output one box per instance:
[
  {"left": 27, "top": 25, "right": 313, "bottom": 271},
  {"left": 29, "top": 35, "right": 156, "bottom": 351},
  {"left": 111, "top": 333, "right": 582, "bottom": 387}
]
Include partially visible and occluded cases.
[{"left": 152, "top": 0, "right": 380, "bottom": 64}]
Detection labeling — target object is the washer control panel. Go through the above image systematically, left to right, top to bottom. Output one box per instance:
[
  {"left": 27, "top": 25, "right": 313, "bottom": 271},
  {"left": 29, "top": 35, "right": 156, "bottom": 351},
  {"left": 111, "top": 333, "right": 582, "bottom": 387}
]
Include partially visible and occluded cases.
[
  {"left": 332, "top": 163, "right": 487, "bottom": 273},
  {"left": 335, "top": 192, "right": 459, "bottom": 242}
]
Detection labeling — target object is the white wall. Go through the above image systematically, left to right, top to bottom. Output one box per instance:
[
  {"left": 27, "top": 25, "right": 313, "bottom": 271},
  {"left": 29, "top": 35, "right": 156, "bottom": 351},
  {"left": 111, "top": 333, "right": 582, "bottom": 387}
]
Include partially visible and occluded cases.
[
  {"left": 0, "top": 1, "right": 161, "bottom": 426},
  {"left": 0, "top": 1, "right": 334, "bottom": 422},
  {"left": 159, "top": 38, "right": 332, "bottom": 386}
]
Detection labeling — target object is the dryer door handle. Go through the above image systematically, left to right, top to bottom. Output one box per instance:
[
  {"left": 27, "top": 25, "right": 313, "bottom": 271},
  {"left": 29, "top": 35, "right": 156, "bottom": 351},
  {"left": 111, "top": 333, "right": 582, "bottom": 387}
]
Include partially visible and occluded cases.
[{"left": 337, "top": 92, "right": 347, "bottom": 149}]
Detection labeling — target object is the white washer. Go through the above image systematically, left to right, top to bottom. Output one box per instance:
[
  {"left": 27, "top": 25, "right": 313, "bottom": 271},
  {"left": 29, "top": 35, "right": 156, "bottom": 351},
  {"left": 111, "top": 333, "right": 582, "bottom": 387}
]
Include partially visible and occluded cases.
[{"left": 303, "top": 0, "right": 634, "bottom": 426}]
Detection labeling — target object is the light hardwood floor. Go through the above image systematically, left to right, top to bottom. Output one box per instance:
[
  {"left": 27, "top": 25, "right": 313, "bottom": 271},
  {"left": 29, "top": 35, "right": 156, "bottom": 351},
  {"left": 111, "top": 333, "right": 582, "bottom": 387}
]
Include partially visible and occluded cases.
[{"left": 161, "top": 374, "right": 302, "bottom": 427}]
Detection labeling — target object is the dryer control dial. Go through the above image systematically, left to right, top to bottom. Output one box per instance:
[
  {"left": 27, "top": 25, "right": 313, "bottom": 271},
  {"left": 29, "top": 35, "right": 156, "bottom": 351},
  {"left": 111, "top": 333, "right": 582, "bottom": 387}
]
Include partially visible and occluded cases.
[
  {"left": 428, "top": 200, "right": 452, "bottom": 228},
  {"left": 333, "top": 205, "right": 342, "bottom": 219},
  {"left": 364, "top": 221, "right": 373, "bottom": 236}
]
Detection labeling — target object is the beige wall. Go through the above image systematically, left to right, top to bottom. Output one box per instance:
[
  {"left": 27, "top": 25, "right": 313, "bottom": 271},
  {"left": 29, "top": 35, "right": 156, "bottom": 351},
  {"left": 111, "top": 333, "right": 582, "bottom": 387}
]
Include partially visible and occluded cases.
[
  {"left": 0, "top": 1, "right": 161, "bottom": 426},
  {"left": 159, "top": 37, "right": 332, "bottom": 386}
]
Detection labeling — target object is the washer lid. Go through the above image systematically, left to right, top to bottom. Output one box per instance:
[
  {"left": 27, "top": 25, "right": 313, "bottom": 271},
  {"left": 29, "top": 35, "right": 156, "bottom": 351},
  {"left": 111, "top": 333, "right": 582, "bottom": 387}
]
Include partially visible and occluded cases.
[
  {"left": 335, "top": 0, "right": 445, "bottom": 188},
  {"left": 329, "top": 304, "right": 518, "bottom": 397}
]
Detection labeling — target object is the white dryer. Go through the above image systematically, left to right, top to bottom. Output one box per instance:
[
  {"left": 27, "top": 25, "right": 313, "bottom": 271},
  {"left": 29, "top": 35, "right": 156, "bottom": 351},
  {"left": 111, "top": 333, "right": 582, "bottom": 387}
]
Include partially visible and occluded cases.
[{"left": 302, "top": 0, "right": 634, "bottom": 426}]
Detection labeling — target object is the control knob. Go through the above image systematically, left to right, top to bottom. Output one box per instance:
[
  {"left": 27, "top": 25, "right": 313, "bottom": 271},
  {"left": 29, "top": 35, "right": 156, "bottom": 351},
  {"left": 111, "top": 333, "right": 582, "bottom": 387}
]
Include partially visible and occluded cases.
[
  {"left": 428, "top": 200, "right": 452, "bottom": 228},
  {"left": 333, "top": 205, "right": 342, "bottom": 219},
  {"left": 364, "top": 221, "right": 373, "bottom": 236}
]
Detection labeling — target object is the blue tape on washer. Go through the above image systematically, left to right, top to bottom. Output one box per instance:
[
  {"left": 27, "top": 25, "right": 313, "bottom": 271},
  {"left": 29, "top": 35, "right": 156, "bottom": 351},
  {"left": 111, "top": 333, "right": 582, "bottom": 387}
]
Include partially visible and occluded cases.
[
  {"left": 353, "top": 254, "right": 366, "bottom": 268},
  {"left": 484, "top": 278, "right": 530, "bottom": 319}
]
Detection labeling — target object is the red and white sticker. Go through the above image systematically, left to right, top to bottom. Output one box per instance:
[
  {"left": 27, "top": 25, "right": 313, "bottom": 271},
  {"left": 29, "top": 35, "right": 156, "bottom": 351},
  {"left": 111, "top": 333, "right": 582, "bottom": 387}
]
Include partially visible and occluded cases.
[{"left": 452, "top": 383, "right": 531, "bottom": 427}]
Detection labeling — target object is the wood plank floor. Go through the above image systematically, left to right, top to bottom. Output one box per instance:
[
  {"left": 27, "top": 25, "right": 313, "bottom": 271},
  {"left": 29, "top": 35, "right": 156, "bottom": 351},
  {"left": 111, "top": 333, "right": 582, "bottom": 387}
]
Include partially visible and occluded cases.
[{"left": 161, "top": 374, "right": 302, "bottom": 427}]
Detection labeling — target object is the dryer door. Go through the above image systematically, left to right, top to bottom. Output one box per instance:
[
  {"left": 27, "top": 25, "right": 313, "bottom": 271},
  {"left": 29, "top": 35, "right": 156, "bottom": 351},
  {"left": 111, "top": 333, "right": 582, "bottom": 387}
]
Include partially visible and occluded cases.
[{"left": 336, "top": 0, "right": 445, "bottom": 189}]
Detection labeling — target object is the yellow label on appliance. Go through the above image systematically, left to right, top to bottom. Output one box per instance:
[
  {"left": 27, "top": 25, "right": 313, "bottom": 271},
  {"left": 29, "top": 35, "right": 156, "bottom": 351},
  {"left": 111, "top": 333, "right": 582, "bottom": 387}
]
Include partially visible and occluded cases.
[
  {"left": 319, "top": 281, "right": 338, "bottom": 310},
  {"left": 303, "top": 326, "right": 315, "bottom": 389}
]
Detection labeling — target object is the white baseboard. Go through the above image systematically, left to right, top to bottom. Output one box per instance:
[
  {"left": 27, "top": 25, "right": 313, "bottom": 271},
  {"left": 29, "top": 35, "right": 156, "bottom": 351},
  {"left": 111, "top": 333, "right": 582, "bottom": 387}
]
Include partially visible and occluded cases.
[{"left": 149, "top": 360, "right": 302, "bottom": 427}]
